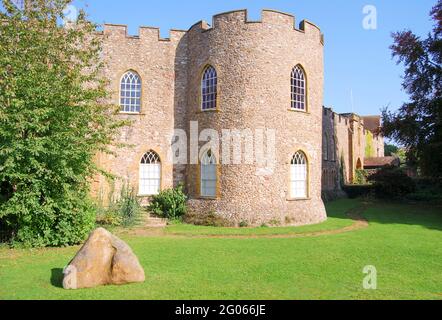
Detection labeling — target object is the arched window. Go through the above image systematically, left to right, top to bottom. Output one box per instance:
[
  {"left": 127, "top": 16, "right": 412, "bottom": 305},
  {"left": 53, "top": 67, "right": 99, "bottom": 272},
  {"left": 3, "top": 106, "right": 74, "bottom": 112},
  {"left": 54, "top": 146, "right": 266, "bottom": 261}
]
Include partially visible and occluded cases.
[
  {"left": 201, "top": 65, "right": 217, "bottom": 111},
  {"left": 291, "top": 65, "right": 306, "bottom": 111},
  {"left": 120, "top": 71, "right": 141, "bottom": 113},
  {"left": 323, "top": 133, "right": 329, "bottom": 161},
  {"left": 331, "top": 136, "right": 336, "bottom": 161},
  {"left": 201, "top": 149, "right": 217, "bottom": 197},
  {"left": 139, "top": 151, "right": 161, "bottom": 195},
  {"left": 290, "top": 151, "right": 308, "bottom": 198},
  {"left": 356, "top": 158, "right": 362, "bottom": 170}
]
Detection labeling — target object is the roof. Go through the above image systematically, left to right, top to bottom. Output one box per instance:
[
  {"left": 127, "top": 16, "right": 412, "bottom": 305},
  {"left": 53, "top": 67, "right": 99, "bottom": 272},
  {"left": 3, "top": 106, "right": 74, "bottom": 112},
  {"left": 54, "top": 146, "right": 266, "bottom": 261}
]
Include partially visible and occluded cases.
[
  {"left": 362, "top": 116, "right": 382, "bottom": 134},
  {"left": 364, "top": 157, "right": 400, "bottom": 168}
]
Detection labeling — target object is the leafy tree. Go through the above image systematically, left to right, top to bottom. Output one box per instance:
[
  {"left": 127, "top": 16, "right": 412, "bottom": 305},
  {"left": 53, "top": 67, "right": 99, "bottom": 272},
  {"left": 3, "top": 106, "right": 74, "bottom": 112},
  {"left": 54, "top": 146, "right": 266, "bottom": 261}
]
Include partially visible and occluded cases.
[
  {"left": 0, "top": 0, "right": 124, "bottom": 247},
  {"left": 382, "top": 0, "right": 442, "bottom": 178},
  {"left": 384, "top": 144, "right": 399, "bottom": 157}
]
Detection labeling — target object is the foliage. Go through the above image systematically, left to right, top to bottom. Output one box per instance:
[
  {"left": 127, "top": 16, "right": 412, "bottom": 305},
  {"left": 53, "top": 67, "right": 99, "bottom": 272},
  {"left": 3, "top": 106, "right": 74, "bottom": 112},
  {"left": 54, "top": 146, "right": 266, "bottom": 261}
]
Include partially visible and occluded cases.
[
  {"left": 0, "top": 0, "right": 125, "bottom": 247},
  {"left": 382, "top": 0, "right": 442, "bottom": 178},
  {"left": 365, "top": 131, "right": 374, "bottom": 158},
  {"left": 384, "top": 144, "right": 399, "bottom": 157},
  {"left": 368, "top": 167, "right": 416, "bottom": 199},
  {"left": 354, "top": 169, "right": 369, "bottom": 185},
  {"left": 406, "top": 178, "right": 442, "bottom": 203},
  {"left": 96, "top": 184, "right": 142, "bottom": 227},
  {"left": 117, "top": 184, "right": 143, "bottom": 226},
  {"left": 343, "top": 184, "right": 374, "bottom": 199},
  {"left": 148, "top": 185, "right": 187, "bottom": 220},
  {"left": 183, "top": 210, "right": 235, "bottom": 227},
  {"left": 239, "top": 221, "right": 249, "bottom": 228}
]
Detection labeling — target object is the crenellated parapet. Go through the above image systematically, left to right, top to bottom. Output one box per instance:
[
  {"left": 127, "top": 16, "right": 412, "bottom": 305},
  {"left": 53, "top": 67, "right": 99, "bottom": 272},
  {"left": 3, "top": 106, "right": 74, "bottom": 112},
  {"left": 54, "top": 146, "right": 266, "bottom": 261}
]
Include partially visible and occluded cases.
[
  {"left": 100, "top": 9, "right": 324, "bottom": 45},
  {"left": 188, "top": 9, "right": 324, "bottom": 45},
  {"left": 102, "top": 23, "right": 187, "bottom": 43}
]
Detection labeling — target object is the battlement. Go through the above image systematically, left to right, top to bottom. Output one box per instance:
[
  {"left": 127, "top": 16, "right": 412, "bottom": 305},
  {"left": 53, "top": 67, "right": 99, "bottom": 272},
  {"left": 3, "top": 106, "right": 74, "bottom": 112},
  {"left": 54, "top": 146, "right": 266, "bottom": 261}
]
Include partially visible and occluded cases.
[
  {"left": 101, "top": 9, "right": 323, "bottom": 44},
  {"left": 186, "top": 9, "right": 323, "bottom": 44},
  {"left": 102, "top": 23, "right": 187, "bottom": 43},
  {"left": 323, "top": 106, "right": 381, "bottom": 136}
]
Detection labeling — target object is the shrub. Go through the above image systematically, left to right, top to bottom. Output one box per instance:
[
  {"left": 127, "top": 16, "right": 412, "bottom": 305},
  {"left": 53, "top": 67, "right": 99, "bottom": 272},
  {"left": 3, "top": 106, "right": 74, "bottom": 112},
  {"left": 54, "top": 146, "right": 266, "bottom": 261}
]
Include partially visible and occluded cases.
[
  {"left": 0, "top": 1, "right": 126, "bottom": 247},
  {"left": 368, "top": 167, "right": 416, "bottom": 199},
  {"left": 354, "top": 169, "right": 369, "bottom": 185},
  {"left": 406, "top": 178, "right": 442, "bottom": 203},
  {"left": 96, "top": 184, "right": 142, "bottom": 227},
  {"left": 343, "top": 184, "right": 375, "bottom": 199},
  {"left": 117, "top": 185, "right": 143, "bottom": 226},
  {"left": 148, "top": 185, "right": 187, "bottom": 220},
  {"left": 8, "top": 194, "right": 96, "bottom": 248},
  {"left": 96, "top": 209, "right": 122, "bottom": 227},
  {"left": 183, "top": 211, "right": 235, "bottom": 227},
  {"left": 239, "top": 221, "right": 249, "bottom": 228}
]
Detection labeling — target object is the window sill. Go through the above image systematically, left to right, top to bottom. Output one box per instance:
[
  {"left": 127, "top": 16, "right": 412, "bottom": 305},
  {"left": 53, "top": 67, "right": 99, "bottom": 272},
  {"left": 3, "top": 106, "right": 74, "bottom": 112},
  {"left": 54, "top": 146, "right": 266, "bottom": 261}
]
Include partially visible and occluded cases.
[
  {"left": 196, "top": 109, "right": 221, "bottom": 114},
  {"left": 288, "top": 109, "right": 310, "bottom": 114},
  {"left": 119, "top": 112, "right": 145, "bottom": 116},
  {"left": 137, "top": 194, "right": 156, "bottom": 198},
  {"left": 197, "top": 196, "right": 219, "bottom": 200},
  {"left": 287, "top": 198, "right": 311, "bottom": 202}
]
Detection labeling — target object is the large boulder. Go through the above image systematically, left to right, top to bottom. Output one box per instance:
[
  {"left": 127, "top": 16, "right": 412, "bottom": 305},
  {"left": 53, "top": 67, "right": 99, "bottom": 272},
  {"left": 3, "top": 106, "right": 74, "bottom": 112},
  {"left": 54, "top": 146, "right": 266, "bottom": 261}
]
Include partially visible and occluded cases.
[{"left": 63, "top": 228, "right": 145, "bottom": 289}]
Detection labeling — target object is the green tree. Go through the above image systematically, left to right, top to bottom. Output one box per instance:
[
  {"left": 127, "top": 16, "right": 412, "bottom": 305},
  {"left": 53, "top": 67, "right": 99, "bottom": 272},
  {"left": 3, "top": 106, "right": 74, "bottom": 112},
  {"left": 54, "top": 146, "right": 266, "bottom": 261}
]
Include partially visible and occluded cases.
[
  {"left": 0, "top": 0, "right": 125, "bottom": 247},
  {"left": 382, "top": 0, "right": 442, "bottom": 178},
  {"left": 384, "top": 144, "right": 399, "bottom": 157}
]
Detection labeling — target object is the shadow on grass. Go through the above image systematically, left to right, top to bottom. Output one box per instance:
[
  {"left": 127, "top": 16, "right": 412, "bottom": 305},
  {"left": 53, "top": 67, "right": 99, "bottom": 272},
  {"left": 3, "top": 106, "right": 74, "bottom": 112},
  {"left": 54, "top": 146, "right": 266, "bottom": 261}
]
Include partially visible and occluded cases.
[
  {"left": 325, "top": 198, "right": 442, "bottom": 232},
  {"left": 359, "top": 200, "right": 442, "bottom": 232},
  {"left": 51, "top": 268, "right": 64, "bottom": 288}
]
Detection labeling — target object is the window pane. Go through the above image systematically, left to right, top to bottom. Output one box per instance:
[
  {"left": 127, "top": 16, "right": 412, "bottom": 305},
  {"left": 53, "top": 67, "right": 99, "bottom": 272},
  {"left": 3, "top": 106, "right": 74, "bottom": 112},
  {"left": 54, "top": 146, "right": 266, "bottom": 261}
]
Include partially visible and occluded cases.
[
  {"left": 201, "top": 66, "right": 217, "bottom": 111},
  {"left": 291, "top": 66, "right": 306, "bottom": 111},
  {"left": 120, "top": 71, "right": 142, "bottom": 113}
]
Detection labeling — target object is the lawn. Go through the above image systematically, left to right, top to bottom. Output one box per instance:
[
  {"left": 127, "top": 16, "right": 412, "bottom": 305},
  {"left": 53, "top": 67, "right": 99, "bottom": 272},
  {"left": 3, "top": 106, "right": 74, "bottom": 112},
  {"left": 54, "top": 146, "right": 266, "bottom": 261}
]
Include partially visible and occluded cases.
[{"left": 0, "top": 198, "right": 441, "bottom": 300}]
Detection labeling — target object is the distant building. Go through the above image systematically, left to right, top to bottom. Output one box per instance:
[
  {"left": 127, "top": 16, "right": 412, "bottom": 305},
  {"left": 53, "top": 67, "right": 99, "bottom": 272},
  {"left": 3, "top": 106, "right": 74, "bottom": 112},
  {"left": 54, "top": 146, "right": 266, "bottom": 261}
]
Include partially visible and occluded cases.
[{"left": 322, "top": 109, "right": 385, "bottom": 199}]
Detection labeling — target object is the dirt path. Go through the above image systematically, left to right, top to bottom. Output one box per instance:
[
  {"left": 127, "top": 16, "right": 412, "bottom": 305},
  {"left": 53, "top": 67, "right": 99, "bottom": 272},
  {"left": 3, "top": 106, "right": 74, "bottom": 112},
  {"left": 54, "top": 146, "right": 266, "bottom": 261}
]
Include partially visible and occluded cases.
[{"left": 122, "top": 205, "right": 370, "bottom": 240}]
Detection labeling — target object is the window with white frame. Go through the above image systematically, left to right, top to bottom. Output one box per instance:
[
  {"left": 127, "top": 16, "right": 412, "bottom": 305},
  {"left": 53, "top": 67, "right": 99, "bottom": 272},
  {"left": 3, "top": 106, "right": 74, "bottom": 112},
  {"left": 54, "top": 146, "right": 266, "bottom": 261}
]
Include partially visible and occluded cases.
[
  {"left": 291, "top": 65, "right": 306, "bottom": 111},
  {"left": 201, "top": 66, "right": 217, "bottom": 111},
  {"left": 120, "top": 71, "right": 141, "bottom": 113},
  {"left": 201, "top": 149, "right": 217, "bottom": 197},
  {"left": 139, "top": 151, "right": 161, "bottom": 195},
  {"left": 290, "top": 151, "right": 308, "bottom": 198}
]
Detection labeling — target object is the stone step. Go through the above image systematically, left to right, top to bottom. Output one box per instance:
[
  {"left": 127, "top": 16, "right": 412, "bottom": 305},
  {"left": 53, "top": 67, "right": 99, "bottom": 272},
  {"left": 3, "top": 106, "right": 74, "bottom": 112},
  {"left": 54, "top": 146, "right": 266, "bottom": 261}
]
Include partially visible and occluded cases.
[{"left": 143, "top": 216, "right": 168, "bottom": 228}]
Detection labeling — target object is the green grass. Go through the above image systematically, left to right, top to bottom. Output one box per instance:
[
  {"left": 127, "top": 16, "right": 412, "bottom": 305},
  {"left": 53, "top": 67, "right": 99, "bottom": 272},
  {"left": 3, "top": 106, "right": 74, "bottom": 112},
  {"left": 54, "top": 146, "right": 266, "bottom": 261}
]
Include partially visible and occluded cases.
[
  {"left": 165, "top": 198, "right": 357, "bottom": 236},
  {"left": 0, "top": 199, "right": 441, "bottom": 300}
]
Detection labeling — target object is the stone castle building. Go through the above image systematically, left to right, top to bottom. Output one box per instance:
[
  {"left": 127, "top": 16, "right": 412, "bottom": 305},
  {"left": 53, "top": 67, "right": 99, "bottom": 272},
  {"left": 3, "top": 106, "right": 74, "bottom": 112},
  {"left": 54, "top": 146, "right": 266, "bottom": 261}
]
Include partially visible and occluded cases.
[
  {"left": 93, "top": 9, "right": 385, "bottom": 227},
  {"left": 322, "top": 109, "right": 384, "bottom": 200}
]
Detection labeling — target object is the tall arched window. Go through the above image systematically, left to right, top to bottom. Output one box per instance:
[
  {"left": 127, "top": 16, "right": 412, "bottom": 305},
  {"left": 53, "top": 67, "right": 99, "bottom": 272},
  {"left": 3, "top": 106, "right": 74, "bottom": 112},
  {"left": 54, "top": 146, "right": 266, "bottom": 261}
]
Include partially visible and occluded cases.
[
  {"left": 201, "top": 65, "right": 217, "bottom": 111},
  {"left": 291, "top": 65, "right": 306, "bottom": 111},
  {"left": 120, "top": 71, "right": 141, "bottom": 113},
  {"left": 323, "top": 133, "right": 329, "bottom": 161},
  {"left": 331, "top": 135, "right": 336, "bottom": 161},
  {"left": 201, "top": 149, "right": 217, "bottom": 197},
  {"left": 139, "top": 151, "right": 161, "bottom": 195},
  {"left": 290, "top": 151, "right": 308, "bottom": 198}
]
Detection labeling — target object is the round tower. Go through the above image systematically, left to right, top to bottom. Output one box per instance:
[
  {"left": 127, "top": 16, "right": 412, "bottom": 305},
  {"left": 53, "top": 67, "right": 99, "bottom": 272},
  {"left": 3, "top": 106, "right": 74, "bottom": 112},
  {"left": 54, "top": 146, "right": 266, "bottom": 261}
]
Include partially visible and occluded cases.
[{"left": 185, "top": 9, "right": 327, "bottom": 226}]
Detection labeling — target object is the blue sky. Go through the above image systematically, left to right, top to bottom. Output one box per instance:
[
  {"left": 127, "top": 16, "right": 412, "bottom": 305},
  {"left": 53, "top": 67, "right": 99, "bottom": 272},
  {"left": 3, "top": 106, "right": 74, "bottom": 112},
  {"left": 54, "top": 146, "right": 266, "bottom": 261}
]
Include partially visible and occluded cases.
[{"left": 29, "top": 1, "right": 442, "bottom": 116}]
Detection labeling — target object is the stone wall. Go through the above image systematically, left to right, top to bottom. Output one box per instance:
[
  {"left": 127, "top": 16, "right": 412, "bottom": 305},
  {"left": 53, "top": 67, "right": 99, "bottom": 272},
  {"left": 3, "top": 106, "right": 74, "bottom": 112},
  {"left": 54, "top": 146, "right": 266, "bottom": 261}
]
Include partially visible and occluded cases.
[
  {"left": 92, "top": 9, "right": 328, "bottom": 226},
  {"left": 92, "top": 9, "right": 386, "bottom": 226},
  {"left": 184, "top": 10, "right": 327, "bottom": 226},
  {"left": 92, "top": 24, "right": 187, "bottom": 203},
  {"left": 322, "top": 107, "right": 385, "bottom": 194}
]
